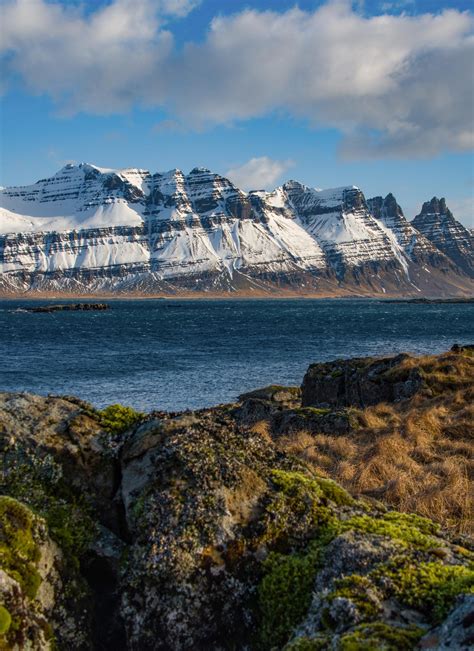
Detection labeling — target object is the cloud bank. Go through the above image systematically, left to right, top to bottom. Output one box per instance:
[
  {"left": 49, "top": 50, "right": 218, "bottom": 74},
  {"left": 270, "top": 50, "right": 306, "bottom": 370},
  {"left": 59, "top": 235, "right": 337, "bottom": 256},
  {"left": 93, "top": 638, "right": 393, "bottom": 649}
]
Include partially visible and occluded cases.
[
  {"left": 1, "top": 0, "right": 473, "bottom": 158},
  {"left": 225, "top": 157, "right": 294, "bottom": 191}
]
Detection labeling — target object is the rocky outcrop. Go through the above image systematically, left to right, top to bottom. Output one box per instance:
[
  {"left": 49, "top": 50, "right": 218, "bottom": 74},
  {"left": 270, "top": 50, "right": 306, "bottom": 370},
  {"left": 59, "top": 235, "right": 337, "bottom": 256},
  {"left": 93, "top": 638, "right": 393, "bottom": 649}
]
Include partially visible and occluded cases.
[
  {"left": 0, "top": 165, "right": 472, "bottom": 296},
  {"left": 367, "top": 193, "right": 450, "bottom": 266},
  {"left": 412, "top": 197, "right": 473, "bottom": 278},
  {"left": 301, "top": 354, "right": 422, "bottom": 408},
  {"left": 1, "top": 361, "right": 473, "bottom": 650}
]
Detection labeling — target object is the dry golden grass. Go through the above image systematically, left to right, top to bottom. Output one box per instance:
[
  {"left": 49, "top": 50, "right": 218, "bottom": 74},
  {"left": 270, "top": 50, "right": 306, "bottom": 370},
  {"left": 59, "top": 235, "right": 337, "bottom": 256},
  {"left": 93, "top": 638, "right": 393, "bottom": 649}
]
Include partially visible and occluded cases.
[
  {"left": 276, "top": 350, "right": 474, "bottom": 535},
  {"left": 249, "top": 420, "right": 274, "bottom": 445}
]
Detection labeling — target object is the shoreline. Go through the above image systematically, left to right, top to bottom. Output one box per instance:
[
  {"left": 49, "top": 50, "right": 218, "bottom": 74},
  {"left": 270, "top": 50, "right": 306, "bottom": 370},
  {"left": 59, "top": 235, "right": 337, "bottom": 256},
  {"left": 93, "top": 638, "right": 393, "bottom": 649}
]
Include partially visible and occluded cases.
[{"left": 1, "top": 290, "right": 473, "bottom": 301}]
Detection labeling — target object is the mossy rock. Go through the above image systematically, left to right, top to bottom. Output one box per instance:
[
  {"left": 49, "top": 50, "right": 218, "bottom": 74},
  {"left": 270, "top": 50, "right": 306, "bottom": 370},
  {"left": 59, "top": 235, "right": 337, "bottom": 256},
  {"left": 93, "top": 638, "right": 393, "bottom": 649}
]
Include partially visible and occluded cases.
[
  {"left": 98, "top": 403, "right": 145, "bottom": 435},
  {"left": 294, "top": 407, "right": 332, "bottom": 418},
  {"left": 313, "top": 478, "right": 354, "bottom": 506},
  {"left": 0, "top": 496, "right": 42, "bottom": 599},
  {"left": 342, "top": 512, "right": 440, "bottom": 550},
  {"left": 259, "top": 548, "right": 320, "bottom": 649},
  {"left": 375, "top": 559, "right": 474, "bottom": 622},
  {"left": 326, "top": 574, "right": 382, "bottom": 623},
  {"left": 0, "top": 605, "right": 12, "bottom": 636},
  {"left": 339, "top": 622, "right": 424, "bottom": 650},
  {"left": 285, "top": 635, "right": 330, "bottom": 650}
]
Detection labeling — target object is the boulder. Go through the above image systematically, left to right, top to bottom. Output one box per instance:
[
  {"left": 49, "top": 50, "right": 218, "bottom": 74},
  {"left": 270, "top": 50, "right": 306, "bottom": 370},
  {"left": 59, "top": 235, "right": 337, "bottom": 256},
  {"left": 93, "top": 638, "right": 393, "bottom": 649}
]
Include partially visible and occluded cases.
[
  {"left": 301, "top": 354, "right": 422, "bottom": 408},
  {"left": 419, "top": 594, "right": 474, "bottom": 650}
]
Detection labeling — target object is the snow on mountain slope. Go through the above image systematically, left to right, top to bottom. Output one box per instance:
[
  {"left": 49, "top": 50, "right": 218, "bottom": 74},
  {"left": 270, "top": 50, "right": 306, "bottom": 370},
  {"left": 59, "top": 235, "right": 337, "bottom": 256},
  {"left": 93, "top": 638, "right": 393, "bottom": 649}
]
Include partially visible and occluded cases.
[
  {"left": 0, "top": 163, "right": 147, "bottom": 233},
  {"left": 0, "top": 164, "right": 472, "bottom": 295},
  {"left": 273, "top": 182, "right": 408, "bottom": 274}
]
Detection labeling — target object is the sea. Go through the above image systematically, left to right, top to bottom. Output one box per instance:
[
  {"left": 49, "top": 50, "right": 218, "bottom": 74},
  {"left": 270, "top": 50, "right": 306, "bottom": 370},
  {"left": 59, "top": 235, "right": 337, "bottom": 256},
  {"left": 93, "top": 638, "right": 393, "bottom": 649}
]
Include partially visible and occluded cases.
[{"left": 1, "top": 298, "right": 472, "bottom": 412}]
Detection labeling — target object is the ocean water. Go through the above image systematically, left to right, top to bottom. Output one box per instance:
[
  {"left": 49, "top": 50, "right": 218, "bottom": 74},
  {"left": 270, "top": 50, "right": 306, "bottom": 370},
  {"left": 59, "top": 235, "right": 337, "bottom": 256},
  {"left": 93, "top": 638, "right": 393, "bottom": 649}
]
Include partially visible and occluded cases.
[{"left": 0, "top": 298, "right": 472, "bottom": 412}]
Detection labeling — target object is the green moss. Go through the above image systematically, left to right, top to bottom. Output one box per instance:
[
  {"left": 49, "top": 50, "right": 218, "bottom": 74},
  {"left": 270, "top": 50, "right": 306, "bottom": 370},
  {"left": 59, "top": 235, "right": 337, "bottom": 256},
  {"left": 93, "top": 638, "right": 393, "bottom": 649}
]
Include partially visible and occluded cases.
[
  {"left": 98, "top": 403, "right": 144, "bottom": 435},
  {"left": 295, "top": 407, "right": 331, "bottom": 418},
  {"left": 1, "top": 446, "right": 96, "bottom": 574},
  {"left": 257, "top": 470, "right": 344, "bottom": 648},
  {"left": 262, "top": 470, "right": 339, "bottom": 547},
  {"left": 271, "top": 470, "right": 324, "bottom": 499},
  {"left": 314, "top": 478, "right": 354, "bottom": 506},
  {"left": 0, "top": 496, "right": 42, "bottom": 599},
  {"left": 44, "top": 501, "right": 94, "bottom": 568},
  {"left": 343, "top": 511, "right": 439, "bottom": 550},
  {"left": 259, "top": 544, "right": 320, "bottom": 649},
  {"left": 376, "top": 559, "right": 474, "bottom": 622},
  {"left": 326, "top": 575, "right": 381, "bottom": 623},
  {"left": 0, "top": 606, "right": 12, "bottom": 635},
  {"left": 339, "top": 623, "right": 424, "bottom": 651}
]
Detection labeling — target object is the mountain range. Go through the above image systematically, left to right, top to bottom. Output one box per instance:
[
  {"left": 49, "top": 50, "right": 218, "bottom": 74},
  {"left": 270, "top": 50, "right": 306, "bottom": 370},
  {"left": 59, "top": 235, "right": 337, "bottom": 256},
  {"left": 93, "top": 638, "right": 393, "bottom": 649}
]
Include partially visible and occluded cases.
[{"left": 0, "top": 163, "right": 472, "bottom": 296}]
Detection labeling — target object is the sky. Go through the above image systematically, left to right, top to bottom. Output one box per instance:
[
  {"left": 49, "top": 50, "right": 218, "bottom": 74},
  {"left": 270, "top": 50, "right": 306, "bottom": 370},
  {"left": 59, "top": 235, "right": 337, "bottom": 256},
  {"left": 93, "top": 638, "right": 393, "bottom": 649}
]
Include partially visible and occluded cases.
[{"left": 0, "top": 0, "right": 473, "bottom": 225}]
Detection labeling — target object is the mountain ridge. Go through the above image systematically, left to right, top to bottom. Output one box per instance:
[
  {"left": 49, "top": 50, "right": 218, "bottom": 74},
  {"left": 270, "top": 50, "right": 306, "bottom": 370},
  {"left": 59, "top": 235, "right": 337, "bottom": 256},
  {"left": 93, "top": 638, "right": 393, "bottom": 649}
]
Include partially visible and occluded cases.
[{"left": 0, "top": 164, "right": 472, "bottom": 297}]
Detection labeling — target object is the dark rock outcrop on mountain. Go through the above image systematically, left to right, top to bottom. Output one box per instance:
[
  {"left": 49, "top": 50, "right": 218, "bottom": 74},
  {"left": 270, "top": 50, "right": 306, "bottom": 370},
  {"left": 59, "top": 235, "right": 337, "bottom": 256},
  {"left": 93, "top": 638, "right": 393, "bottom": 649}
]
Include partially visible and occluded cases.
[
  {"left": 0, "top": 165, "right": 472, "bottom": 296},
  {"left": 367, "top": 194, "right": 442, "bottom": 262},
  {"left": 412, "top": 197, "right": 473, "bottom": 278},
  {"left": 1, "top": 348, "right": 473, "bottom": 650}
]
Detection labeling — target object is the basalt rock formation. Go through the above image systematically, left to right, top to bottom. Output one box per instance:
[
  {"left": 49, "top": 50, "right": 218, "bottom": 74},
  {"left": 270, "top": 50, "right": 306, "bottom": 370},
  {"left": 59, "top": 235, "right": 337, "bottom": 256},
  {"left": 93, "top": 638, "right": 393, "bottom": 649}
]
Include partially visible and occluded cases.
[
  {"left": 0, "top": 165, "right": 472, "bottom": 296},
  {"left": 412, "top": 197, "right": 473, "bottom": 279},
  {"left": 1, "top": 348, "right": 473, "bottom": 649},
  {"left": 300, "top": 354, "right": 423, "bottom": 409}
]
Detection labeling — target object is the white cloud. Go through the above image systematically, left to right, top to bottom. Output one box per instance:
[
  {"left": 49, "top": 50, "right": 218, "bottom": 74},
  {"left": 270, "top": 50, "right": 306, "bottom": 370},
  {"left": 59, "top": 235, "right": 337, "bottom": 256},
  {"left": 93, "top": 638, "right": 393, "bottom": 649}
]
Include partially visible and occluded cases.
[
  {"left": 0, "top": 0, "right": 173, "bottom": 114},
  {"left": 1, "top": 0, "right": 473, "bottom": 158},
  {"left": 161, "top": 0, "right": 200, "bottom": 17},
  {"left": 379, "top": 1, "right": 414, "bottom": 12},
  {"left": 225, "top": 157, "right": 294, "bottom": 191}
]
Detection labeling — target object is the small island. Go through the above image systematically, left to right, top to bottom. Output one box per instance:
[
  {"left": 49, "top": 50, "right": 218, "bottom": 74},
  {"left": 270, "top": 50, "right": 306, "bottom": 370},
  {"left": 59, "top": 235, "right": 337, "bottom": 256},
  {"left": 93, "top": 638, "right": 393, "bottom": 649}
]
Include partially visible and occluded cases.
[
  {"left": 381, "top": 297, "right": 474, "bottom": 304},
  {"left": 25, "top": 303, "right": 110, "bottom": 313}
]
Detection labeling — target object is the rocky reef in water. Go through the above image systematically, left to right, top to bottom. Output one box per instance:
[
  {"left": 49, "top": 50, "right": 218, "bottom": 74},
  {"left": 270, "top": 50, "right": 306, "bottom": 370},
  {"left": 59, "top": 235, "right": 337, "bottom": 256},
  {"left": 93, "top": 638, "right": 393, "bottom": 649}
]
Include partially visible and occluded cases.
[
  {"left": 24, "top": 303, "right": 110, "bottom": 313},
  {"left": 0, "top": 348, "right": 473, "bottom": 650}
]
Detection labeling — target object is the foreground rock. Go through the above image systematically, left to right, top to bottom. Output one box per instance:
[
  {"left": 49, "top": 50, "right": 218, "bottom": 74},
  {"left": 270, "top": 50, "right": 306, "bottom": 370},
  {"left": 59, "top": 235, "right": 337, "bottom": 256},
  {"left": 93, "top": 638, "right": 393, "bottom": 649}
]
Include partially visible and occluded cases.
[{"left": 1, "top": 372, "right": 473, "bottom": 649}]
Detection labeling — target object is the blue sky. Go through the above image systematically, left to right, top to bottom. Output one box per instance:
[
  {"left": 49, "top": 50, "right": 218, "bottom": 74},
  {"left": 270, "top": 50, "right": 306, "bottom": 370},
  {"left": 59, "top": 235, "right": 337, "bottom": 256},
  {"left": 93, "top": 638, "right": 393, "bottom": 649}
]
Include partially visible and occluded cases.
[{"left": 1, "top": 0, "right": 473, "bottom": 224}]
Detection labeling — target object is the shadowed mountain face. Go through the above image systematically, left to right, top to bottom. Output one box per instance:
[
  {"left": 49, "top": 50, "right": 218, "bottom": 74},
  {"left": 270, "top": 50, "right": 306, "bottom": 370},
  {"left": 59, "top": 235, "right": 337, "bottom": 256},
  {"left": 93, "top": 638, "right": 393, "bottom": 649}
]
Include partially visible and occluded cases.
[
  {"left": 0, "top": 165, "right": 472, "bottom": 296},
  {"left": 412, "top": 197, "right": 473, "bottom": 279}
]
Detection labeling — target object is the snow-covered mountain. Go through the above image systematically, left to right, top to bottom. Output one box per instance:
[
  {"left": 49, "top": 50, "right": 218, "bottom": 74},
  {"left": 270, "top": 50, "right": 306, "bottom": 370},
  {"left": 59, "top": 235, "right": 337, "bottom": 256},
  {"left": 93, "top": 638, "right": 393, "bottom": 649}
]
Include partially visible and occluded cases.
[
  {"left": 0, "top": 164, "right": 472, "bottom": 296},
  {"left": 412, "top": 197, "right": 473, "bottom": 279}
]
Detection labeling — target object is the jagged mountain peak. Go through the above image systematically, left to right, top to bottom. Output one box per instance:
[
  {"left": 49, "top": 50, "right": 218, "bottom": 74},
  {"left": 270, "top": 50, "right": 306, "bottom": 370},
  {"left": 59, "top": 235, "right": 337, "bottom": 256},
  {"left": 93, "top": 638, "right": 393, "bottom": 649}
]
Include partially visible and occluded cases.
[
  {"left": 0, "top": 164, "right": 472, "bottom": 296},
  {"left": 189, "top": 167, "right": 212, "bottom": 175},
  {"left": 367, "top": 193, "right": 405, "bottom": 221},
  {"left": 412, "top": 196, "right": 473, "bottom": 277},
  {"left": 419, "top": 196, "right": 450, "bottom": 216}
]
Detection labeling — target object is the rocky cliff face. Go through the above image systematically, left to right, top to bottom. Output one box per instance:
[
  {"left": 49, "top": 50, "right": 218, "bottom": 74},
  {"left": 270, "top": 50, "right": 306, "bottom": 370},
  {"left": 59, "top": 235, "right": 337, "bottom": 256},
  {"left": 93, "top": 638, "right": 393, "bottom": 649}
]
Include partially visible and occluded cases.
[
  {"left": 0, "top": 166, "right": 472, "bottom": 295},
  {"left": 367, "top": 193, "right": 446, "bottom": 263},
  {"left": 412, "top": 197, "right": 473, "bottom": 278},
  {"left": 1, "top": 349, "right": 473, "bottom": 650}
]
